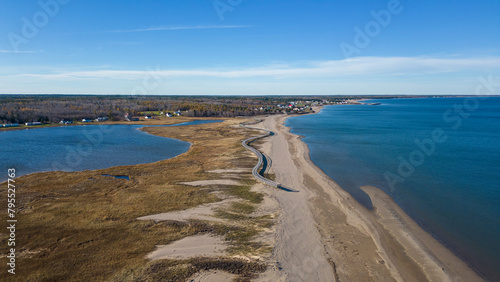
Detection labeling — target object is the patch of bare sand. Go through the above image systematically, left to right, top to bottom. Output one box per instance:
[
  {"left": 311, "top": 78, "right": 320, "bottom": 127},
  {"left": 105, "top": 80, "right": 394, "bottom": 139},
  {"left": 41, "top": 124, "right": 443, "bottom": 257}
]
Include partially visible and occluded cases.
[
  {"left": 207, "top": 168, "right": 248, "bottom": 173},
  {"left": 179, "top": 180, "right": 241, "bottom": 186},
  {"left": 249, "top": 183, "right": 279, "bottom": 219},
  {"left": 138, "top": 199, "right": 236, "bottom": 223},
  {"left": 147, "top": 234, "right": 227, "bottom": 260},
  {"left": 188, "top": 270, "right": 237, "bottom": 282}
]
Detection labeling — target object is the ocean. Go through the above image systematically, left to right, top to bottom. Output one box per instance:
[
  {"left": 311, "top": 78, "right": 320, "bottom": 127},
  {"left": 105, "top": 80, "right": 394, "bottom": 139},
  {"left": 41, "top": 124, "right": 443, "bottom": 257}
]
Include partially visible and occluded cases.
[{"left": 286, "top": 97, "right": 500, "bottom": 280}]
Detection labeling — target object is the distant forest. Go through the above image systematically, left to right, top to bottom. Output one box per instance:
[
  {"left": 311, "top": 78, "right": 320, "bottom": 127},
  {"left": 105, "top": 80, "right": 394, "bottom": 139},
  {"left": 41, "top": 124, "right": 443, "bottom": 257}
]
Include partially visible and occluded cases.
[{"left": 0, "top": 95, "right": 342, "bottom": 124}]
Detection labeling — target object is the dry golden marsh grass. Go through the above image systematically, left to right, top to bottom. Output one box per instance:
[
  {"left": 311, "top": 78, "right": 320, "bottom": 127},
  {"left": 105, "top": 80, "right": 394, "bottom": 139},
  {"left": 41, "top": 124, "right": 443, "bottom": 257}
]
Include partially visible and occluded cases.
[{"left": 0, "top": 118, "right": 272, "bottom": 281}]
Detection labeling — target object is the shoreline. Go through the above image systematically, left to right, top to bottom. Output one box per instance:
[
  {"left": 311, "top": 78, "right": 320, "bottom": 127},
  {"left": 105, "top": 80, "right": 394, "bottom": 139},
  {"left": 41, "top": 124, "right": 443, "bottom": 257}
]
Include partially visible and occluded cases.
[
  {"left": 260, "top": 108, "right": 483, "bottom": 281},
  {"left": 0, "top": 116, "right": 225, "bottom": 132},
  {"left": 0, "top": 119, "right": 227, "bottom": 183}
]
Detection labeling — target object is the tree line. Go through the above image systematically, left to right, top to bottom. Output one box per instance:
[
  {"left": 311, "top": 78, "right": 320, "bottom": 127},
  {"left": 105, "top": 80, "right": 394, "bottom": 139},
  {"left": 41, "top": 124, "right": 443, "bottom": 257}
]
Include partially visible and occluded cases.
[{"left": 0, "top": 95, "right": 304, "bottom": 124}]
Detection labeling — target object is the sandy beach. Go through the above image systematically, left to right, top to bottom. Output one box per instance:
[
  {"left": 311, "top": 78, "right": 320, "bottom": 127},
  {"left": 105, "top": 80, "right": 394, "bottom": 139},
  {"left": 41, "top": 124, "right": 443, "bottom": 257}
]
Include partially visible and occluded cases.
[{"left": 254, "top": 110, "right": 483, "bottom": 281}]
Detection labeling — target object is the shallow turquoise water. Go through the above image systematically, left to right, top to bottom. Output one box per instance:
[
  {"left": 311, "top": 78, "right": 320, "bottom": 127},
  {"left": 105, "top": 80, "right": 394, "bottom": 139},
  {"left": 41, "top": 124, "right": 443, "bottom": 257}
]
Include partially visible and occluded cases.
[
  {"left": 286, "top": 97, "right": 500, "bottom": 280},
  {"left": 1, "top": 120, "right": 220, "bottom": 182}
]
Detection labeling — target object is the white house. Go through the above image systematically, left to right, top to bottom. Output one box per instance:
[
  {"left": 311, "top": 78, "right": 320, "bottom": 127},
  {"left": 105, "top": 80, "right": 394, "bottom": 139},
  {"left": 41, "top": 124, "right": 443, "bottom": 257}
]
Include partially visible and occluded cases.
[
  {"left": 95, "top": 117, "right": 108, "bottom": 122},
  {"left": 25, "top": 122, "right": 42, "bottom": 126}
]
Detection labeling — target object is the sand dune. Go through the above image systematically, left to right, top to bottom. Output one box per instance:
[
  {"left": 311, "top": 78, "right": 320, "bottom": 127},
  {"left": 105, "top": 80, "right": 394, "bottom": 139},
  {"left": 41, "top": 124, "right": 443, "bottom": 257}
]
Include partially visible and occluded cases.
[
  {"left": 207, "top": 168, "right": 248, "bottom": 173},
  {"left": 178, "top": 180, "right": 241, "bottom": 186},
  {"left": 137, "top": 199, "right": 236, "bottom": 223},
  {"left": 147, "top": 234, "right": 227, "bottom": 260}
]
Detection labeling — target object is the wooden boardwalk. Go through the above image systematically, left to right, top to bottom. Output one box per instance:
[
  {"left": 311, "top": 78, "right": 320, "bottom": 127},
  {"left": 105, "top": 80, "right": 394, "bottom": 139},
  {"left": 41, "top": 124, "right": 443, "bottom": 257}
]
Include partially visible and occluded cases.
[{"left": 240, "top": 121, "right": 281, "bottom": 188}]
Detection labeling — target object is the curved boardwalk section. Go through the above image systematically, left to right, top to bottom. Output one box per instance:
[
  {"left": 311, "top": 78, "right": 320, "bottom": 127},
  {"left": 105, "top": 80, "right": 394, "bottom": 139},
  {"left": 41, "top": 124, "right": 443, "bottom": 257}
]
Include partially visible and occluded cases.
[{"left": 240, "top": 122, "right": 280, "bottom": 188}]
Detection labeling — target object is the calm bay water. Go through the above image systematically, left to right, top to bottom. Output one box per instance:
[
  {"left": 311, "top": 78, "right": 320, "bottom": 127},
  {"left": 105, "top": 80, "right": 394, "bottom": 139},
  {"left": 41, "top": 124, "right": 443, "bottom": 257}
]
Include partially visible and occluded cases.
[
  {"left": 286, "top": 97, "right": 500, "bottom": 280},
  {"left": 1, "top": 120, "right": 220, "bottom": 182}
]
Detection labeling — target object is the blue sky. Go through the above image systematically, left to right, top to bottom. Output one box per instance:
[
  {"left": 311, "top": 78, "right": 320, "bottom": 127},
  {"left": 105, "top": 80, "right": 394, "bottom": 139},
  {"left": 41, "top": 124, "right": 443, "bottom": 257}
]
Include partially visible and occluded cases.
[{"left": 1, "top": 0, "right": 499, "bottom": 95}]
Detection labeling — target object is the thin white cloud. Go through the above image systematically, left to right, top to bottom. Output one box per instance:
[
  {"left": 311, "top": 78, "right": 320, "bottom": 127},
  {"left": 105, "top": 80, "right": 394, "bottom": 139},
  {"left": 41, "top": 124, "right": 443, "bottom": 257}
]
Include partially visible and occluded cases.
[
  {"left": 108, "top": 25, "right": 252, "bottom": 33},
  {"left": 0, "top": 49, "right": 40, "bottom": 53},
  {"left": 15, "top": 56, "right": 500, "bottom": 81}
]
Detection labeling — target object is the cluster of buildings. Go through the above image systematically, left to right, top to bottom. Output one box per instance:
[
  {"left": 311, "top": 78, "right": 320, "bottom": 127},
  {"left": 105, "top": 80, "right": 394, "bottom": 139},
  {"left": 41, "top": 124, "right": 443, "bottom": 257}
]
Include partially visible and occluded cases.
[
  {"left": 272, "top": 99, "right": 356, "bottom": 113},
  {"left": 274, "top": 101, "right": 314, "bottom": 113},
  {"left": 252, "top": 103, "right": 308, "bottom": 113},
  {"left": 165, "top": 110, "right": 182, "bottom": 117},
  {"left": 125, "top": 111, "right": 182, "bottom": 121},
  {"left": 3, "top": 116, "right": 114, "bottom": 128},
  {"left": 57, "top": 117, "right": 108, "bottom": 124},
  {"left": 81, "top": 117, "right": 108, "bottom": 123},
  {"left": 94, "top": 117, "right": 108, "bottom": 122},
  {"left": 2, "top": 122, "right": 42, "bottom": 127},
  {"left": 25, "top": 122, "right": 42, "bottom": 126},
  {"left": 2, "top": 123, "right": 20, "bottom": 127}
]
